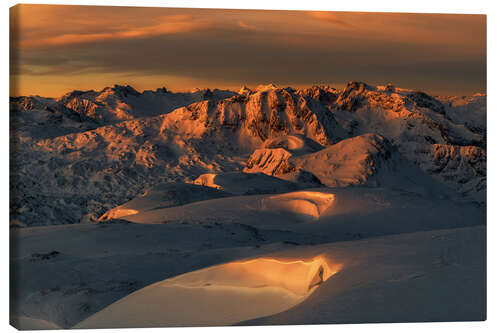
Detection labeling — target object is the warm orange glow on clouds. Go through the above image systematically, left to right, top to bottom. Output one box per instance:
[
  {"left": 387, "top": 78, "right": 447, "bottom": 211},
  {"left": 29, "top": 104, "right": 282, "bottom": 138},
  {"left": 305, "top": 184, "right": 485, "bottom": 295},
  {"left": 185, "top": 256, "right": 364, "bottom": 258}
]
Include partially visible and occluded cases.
[
  {"left": 10, "top": 5, "right": 486, "bottom": 97},
  {"left": 308, "top": 11, "right": 356, "bottom": 29},
  {"left": 17, "top": 14, "right": 212, "bottom": 48},
  {"left": 237, "top": 20, "right": 258, "bottom": 31}
]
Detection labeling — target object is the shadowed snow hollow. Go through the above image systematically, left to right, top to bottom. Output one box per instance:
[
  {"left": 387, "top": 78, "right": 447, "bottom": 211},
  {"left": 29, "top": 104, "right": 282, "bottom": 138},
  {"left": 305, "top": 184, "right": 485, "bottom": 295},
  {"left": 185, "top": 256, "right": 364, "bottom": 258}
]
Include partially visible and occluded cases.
[
  {"left": 262, "top": 134, "right": 324, "bottom": 154},
  {"left": 193, "top": 172, "right": 299, "bottom": 195},
  {"left": 99, "top": 182, "right": 230, "bottom": 220},
  {"left": 111, "top": 189, "right": 340, "bottom": 226},
  {"left": 261, "top": 191, "right": 335, "bottom": 219},
  {"left": 75, "top": 256, "right": 339, "bottom": 328},
  {"left": 10, "top": 315, "right": 61, "bottom": 330}
]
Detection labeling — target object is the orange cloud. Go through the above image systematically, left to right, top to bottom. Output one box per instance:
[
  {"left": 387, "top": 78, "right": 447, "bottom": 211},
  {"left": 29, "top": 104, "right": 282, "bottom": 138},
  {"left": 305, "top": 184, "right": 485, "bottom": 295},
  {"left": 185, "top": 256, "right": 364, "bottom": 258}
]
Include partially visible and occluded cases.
[
  {"left": 9, "top": 5, "right": 485, "bottom": 97},
  {"left": 11, "top": 5, "right": 213, "bottom": 49},
  {"left": 306, "top": 11, "right": 485, "bottom": 50},
  {"left": 308, "top": 11, "right": 356, "bottom": 29},
  {"left": 20, "top": 16, "right": 211, "bottom": 48},
  {"left": 237, "top": 20, "right": 257, "bottom": 31}
]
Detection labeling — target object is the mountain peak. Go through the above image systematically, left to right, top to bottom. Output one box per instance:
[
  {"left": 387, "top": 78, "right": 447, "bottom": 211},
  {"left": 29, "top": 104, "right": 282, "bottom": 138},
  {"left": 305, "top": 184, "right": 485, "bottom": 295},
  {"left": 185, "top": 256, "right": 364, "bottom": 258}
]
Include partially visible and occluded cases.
[
  {"left": 11, "top": 80, "right": 486, "bottom": 227},
  {"left": 343, "top": 81, "right": 374, "bottom": 93},
  {"left": 255, "top": 83, "right": 280, "bottom": 92},
  {"left": 108, "top": 84, "right": 140, "bottom": 97},
  {"left": 239, "top": 86, "right": 252, "bottom": 95},
  {"left": 58, "top": 89, "right": 95, "bottom": 102}
]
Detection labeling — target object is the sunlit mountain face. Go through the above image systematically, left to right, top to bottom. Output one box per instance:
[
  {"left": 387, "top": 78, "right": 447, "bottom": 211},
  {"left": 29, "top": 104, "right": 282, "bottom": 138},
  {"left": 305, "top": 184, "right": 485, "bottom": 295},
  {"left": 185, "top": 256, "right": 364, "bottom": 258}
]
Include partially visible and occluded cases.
[
  {"left": 9, "top": 5, "right": 486, "bottom": 330},
  {"left": 10, "top": 81, "right": 485, "bottom": 227}
]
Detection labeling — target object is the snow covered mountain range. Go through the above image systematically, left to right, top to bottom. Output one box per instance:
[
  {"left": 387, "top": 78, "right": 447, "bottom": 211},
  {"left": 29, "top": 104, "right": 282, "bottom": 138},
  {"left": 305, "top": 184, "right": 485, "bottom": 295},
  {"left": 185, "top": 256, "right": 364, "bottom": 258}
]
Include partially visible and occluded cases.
[
  {"left": 9, "top": 81, "right": 487, "bottom": 329},
  {"left": 10, "top": 82, "right": 486, "bottom": 227}
]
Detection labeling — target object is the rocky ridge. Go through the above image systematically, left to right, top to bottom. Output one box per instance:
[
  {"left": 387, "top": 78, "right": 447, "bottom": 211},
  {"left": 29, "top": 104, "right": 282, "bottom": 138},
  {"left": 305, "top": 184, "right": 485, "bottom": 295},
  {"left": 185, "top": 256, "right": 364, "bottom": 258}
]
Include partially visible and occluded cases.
[{"left": 10, "top": 82, "right": 486, "bottom": 226}]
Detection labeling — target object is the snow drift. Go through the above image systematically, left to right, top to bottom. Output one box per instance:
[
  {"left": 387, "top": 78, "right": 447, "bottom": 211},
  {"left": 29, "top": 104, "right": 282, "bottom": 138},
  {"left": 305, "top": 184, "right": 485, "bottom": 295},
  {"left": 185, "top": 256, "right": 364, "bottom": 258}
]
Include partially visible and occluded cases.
[
  {"left": 100, "top": 182, "right": 229, "bottom": 221},
  {"left": 75, "top": 256, "right": 340, "bottom": 328}
]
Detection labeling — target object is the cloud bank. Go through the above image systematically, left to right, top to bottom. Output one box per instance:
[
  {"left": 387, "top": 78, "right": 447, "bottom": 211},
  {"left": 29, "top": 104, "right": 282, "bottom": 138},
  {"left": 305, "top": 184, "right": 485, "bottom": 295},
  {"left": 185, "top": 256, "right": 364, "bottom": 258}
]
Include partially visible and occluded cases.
[{"left": 10, "top": 5, "right": 486, "bottom": 96}]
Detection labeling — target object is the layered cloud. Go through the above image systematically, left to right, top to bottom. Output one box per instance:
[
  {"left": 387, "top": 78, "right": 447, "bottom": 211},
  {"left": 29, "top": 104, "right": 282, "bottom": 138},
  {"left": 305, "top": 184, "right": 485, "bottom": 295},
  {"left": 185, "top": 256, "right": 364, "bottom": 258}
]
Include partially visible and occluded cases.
[
  {"left": 10, "top": 5, "right": 486, "bottom": 97},
  {"left": 11, "top": 5, "right": 213, "bottom": 49},
  {"left": 19, "top": 15, "right": 211, "bottom": 48}
]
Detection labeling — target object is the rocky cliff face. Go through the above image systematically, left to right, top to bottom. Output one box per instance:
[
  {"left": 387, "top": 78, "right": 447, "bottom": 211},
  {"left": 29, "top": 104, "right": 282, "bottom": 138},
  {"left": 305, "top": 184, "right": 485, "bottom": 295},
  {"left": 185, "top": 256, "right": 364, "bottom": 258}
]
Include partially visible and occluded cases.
[
  {"left": 10, "top": 82, "right": 486, "bottom": 226},
  {"left": 297, "top": 82, "right": 485, "bottom": 198},
  {"left": 10, "top": 85, "right": 237, "bottom": 141},
  {"left": 162, "top": 85, "right": 346, "bottom": 149},
  {"left": 243, "top": 133, "right": 445, "bottom": 197},
  {"left": 415, "top": 144, "right": 486, "bottom": 200},
  {"left": 244, "top": 148, "right": 295, "bottom": 177}
]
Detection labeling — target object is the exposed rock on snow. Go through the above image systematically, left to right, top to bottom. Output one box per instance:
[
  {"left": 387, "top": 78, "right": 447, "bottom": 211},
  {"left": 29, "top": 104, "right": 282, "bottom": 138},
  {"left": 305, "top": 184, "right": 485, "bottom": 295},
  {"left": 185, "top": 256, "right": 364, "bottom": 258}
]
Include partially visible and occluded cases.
[
  {"left": 9, "top": 81, "right": 487, "bottom": 330},
  {"left": 10, "top": 81, "right": 486, "bottom": 226},
  {"left": 302, "top": 82, "right": 486, "bottom": 198},
  {"left": 11, "top": 85, "right": 237, "bottom": 141},
  {"left": 163, "top": 85, "right": 345, "bottom": 147},
  {"left": 238, "top": 86, "right": 252, "bottom": 95},
  {"left": 437, "top": 94, "right": 486, "bottom": 138},
  {"left": 244, "top": 133, "right": 448, "bottom": 197},
  {"left": 413, "top": 144, "right": 486, "bottom": 200},
  {"left": 244, "top": 148, "right": 295, "bottom": 176}
]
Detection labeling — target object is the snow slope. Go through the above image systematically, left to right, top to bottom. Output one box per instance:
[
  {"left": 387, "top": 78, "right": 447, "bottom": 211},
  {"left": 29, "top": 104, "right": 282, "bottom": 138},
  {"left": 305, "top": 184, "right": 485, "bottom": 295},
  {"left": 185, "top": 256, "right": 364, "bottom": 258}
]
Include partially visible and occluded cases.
[
  {"left": 99, "top": 182, "right": 230, "bottom": 221},
  {"left": 108, "top": 187, "right": 482, "bottom": 236},
  {"left": 11, "top": 216, "right": 485, "bottom": 329},
  {"left": 242, "top": 225, "right": 485, "bottom": 325},
  {"left": 75, "top": 256, "right": 339, "bottom": 328}
]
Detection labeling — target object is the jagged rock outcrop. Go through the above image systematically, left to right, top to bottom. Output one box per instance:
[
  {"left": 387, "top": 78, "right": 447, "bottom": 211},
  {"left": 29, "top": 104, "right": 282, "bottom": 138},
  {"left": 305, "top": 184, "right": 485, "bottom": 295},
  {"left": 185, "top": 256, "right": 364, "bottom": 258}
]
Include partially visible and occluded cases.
[
  {"left": 10, "top": 81, "right": 486, "bottom": 226},
  {"left": 300, "top": 82, "right": 485, "bottom": 196},
  {"left": 10, "top": 85, "right": 237, "bottom": 141},
  {"left": 298, "top": 85, "right": 338, "bottom": 106},
  {"left": 164, "top": 86, "right": 346, "bottom": 148},
  {"left": 437, "top": 94, "right": 486, "bottom": 141},
  {"left": 10, "top": 96, "right": 53, "bottom": 112},
  {"left": 244, "top": 133, "right": 453, "bottom": 197},
  {"left": 414, "top": 144, "right": 486, "bottom": 199},
  {"left": 244, "top": 148, "right": 295, "bottom": 176}
]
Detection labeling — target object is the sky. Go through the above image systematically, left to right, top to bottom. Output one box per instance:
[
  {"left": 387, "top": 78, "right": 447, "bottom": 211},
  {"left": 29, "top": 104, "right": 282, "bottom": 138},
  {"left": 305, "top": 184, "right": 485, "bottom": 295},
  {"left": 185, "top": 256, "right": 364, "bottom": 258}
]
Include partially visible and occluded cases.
[{"left": 9, "top": 4, "right": 486, "bottom": 97}]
